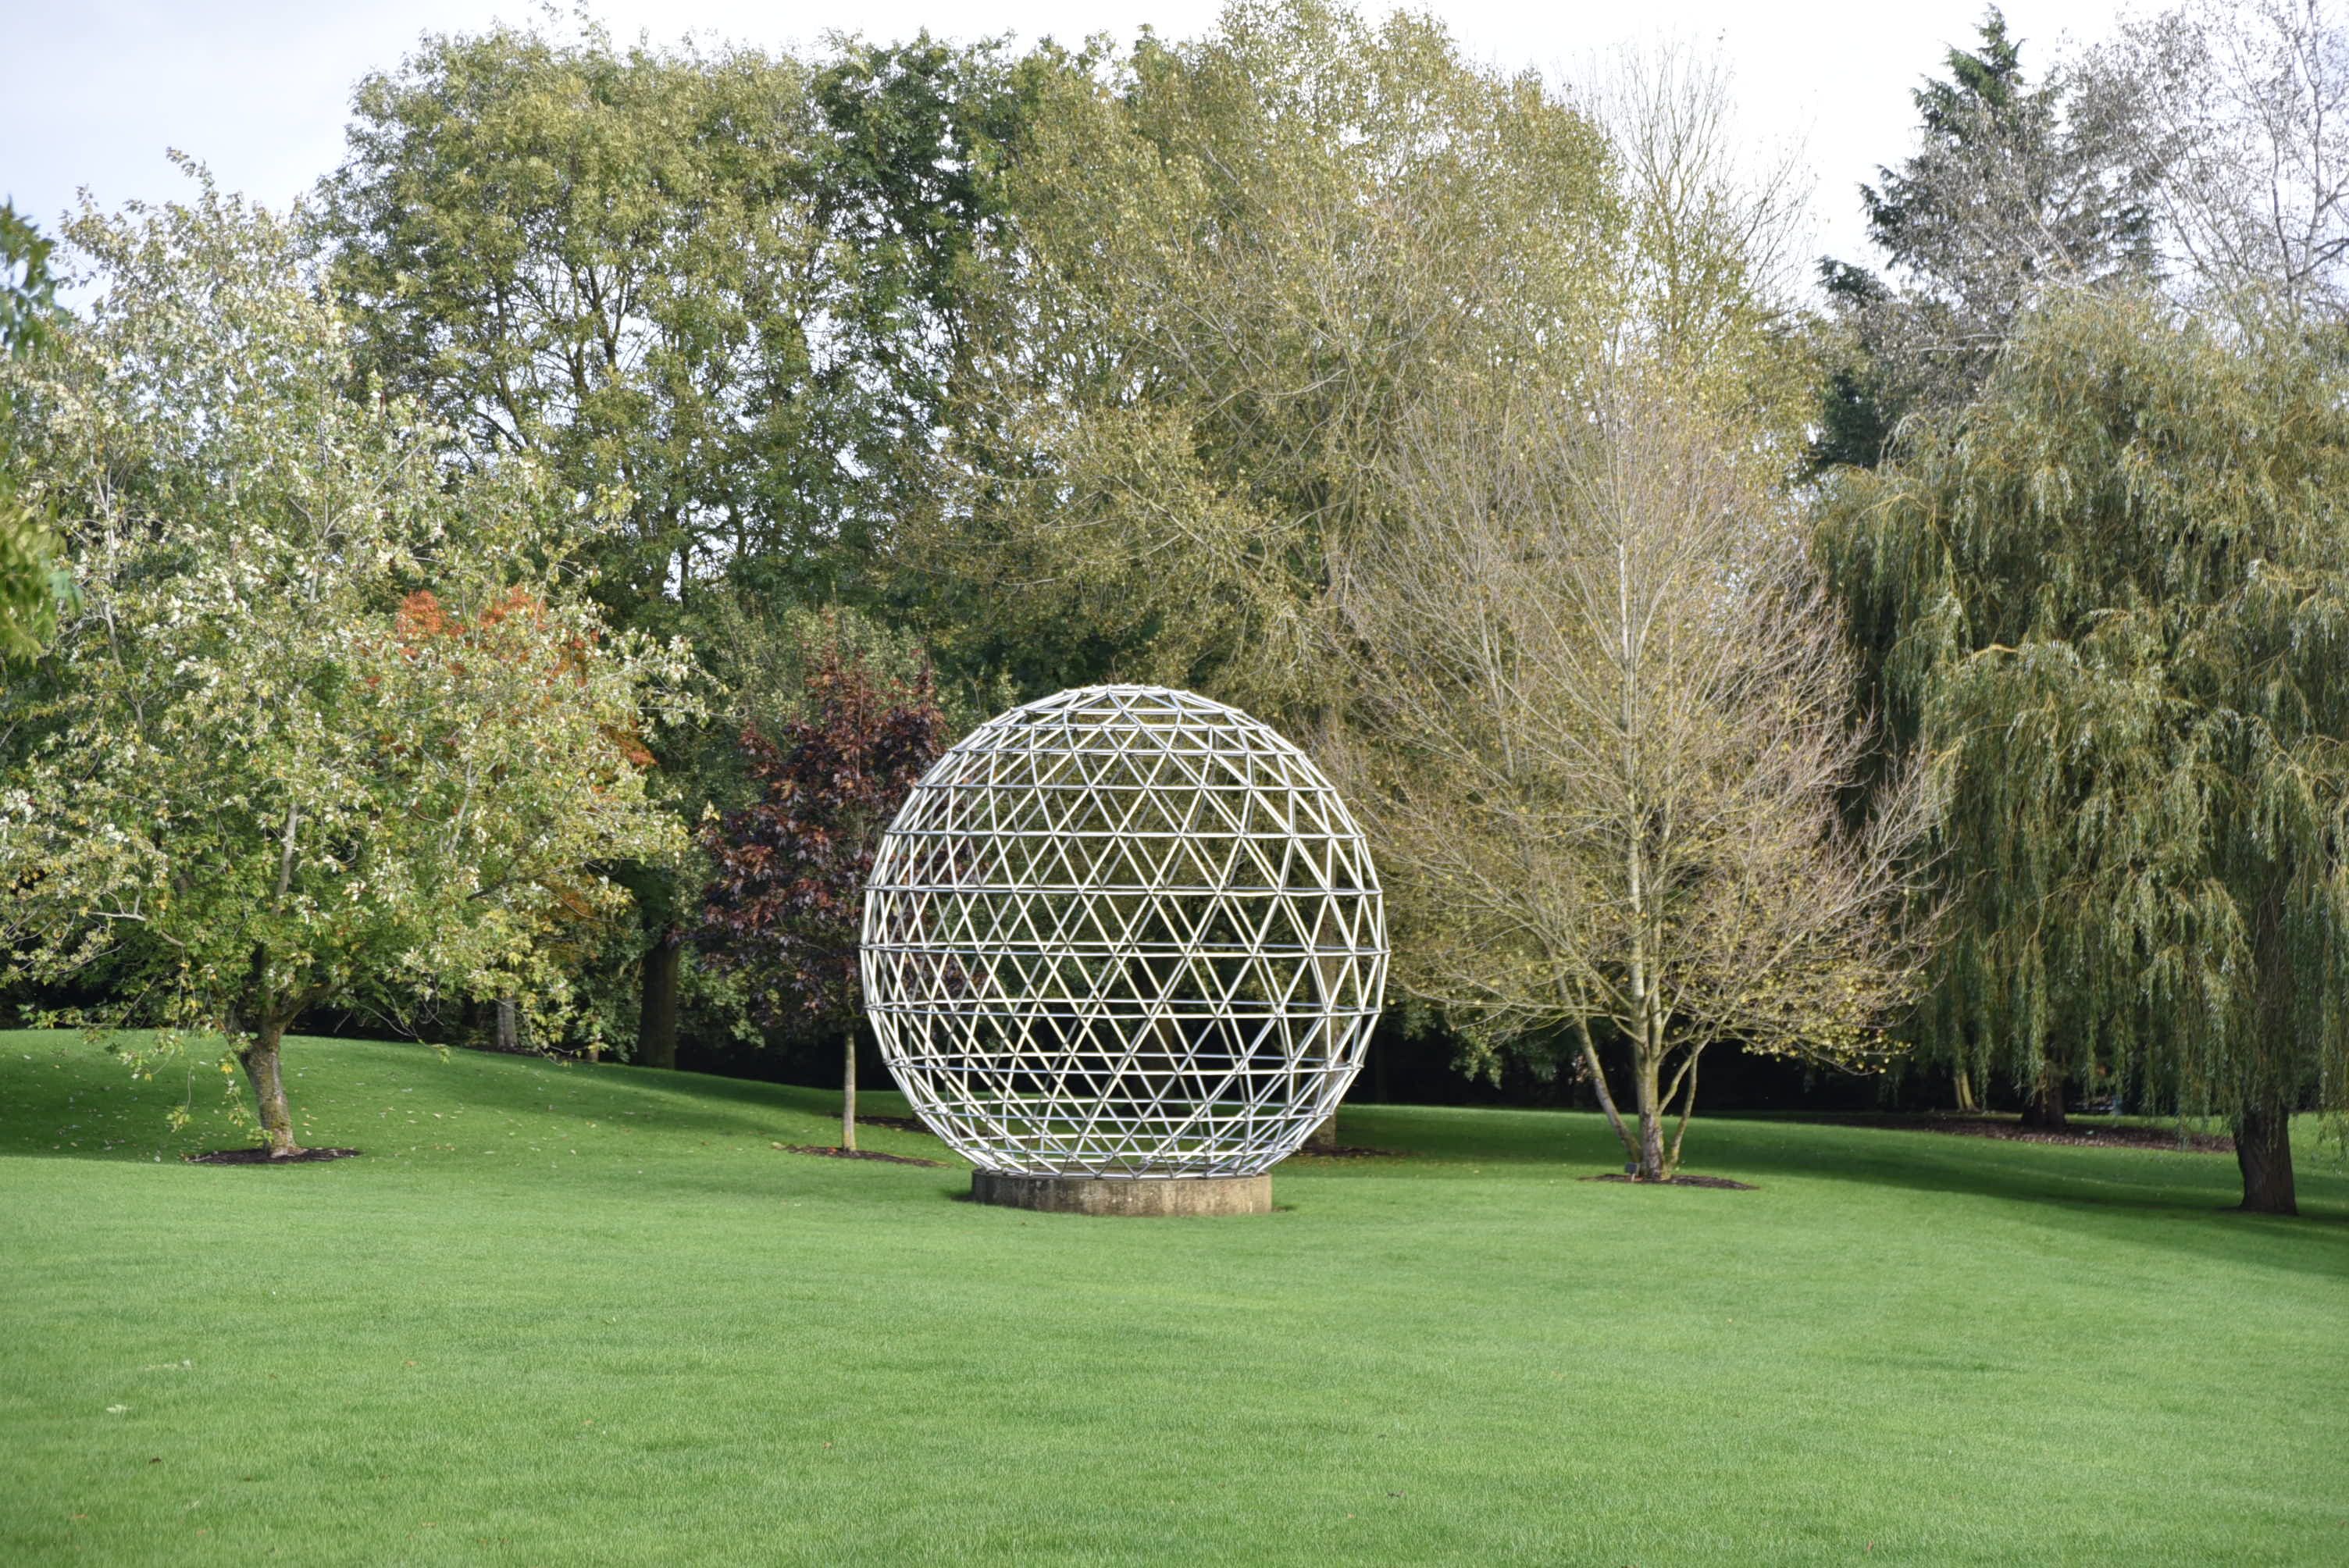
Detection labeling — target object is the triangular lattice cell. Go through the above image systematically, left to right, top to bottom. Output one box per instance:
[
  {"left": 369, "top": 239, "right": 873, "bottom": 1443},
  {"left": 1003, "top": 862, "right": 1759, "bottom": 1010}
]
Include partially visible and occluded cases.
[{"left": 860, "top": 686, "right": 1388, "bottom": 1177}]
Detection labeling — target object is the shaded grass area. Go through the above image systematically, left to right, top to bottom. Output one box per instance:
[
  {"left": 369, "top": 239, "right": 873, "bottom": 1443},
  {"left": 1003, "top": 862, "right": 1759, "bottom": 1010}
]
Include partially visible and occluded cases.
[{"left": 2, "top": 1029, "right": 2344, "bottom": 1565}]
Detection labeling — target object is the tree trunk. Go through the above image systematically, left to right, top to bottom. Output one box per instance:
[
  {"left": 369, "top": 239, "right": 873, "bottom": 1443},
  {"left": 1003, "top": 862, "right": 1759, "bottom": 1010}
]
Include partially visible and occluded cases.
[
  {"left": 636, "top": 927, "right": 680, "bottom": 1070},
  {"left": 495, "top": 997, "right": 520, "bottom": 1053},
  {"left": 1574, "top": 1017, "right": 1639, "bottom": 1171},
  {"left": 239, "top": 1021, "right": 301, "bottom": 1158},
  {"left": 841, "top": 1027, "right": 857, "bottom": 1153},
  {"left": 1632, "top": 1051, "right": 1666, "bottom": 1181},
  {"left": 1953, "top": 1065, "right": 1977, "bottom": 1114},
  {"left": 2020, "top": 1069, "right": 2067, "bottom": 1130},
  {"left": 2233, "top": 1100, "right": 2297, "bottom": 1216},
  {"left": 1306, "top": 1113, "right": 1340, "bottom": 1151}
]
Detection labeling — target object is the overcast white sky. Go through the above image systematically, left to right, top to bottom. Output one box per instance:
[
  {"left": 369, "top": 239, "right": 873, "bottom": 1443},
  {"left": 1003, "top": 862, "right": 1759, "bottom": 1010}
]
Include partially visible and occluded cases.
[{"left": 3, "top": 0, "right": 2144, "bottom": 283}]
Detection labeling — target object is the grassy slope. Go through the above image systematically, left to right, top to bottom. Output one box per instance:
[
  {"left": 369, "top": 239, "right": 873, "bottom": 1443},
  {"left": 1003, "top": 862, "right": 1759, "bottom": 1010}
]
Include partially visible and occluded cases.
[{"left": 1, "top": 1030, "right": 2343, "bottom": 1566}]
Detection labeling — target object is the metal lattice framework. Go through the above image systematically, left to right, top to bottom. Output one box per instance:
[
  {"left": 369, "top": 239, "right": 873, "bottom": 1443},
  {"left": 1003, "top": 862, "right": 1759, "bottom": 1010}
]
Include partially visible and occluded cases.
[{"left": 860, "top": 686, "right": 1388, "bottom": 1178}]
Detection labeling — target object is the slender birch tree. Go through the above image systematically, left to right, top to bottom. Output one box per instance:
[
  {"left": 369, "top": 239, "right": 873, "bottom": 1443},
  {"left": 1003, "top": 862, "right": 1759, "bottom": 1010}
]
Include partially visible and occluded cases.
[{"left": 1330, "top": 372, "right": 1933, "bottom": 1179}]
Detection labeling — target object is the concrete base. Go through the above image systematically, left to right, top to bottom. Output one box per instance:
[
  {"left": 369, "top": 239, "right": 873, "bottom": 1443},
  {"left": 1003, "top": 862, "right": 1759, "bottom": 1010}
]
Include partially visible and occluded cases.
[{"left": 971, "top": 1170, "right": 1271, "bottom": 1217}]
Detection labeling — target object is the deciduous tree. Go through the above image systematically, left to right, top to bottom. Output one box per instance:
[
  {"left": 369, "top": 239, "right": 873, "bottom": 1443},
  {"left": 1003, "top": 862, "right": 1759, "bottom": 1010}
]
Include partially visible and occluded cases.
[
  {"left": 925, "top": 0, "right": 1623, "bottom": 714},
  {"left": 2105, "top": 0, "right": 2349, "bottom": 334},
  {"left": 320, "top": 23, "right": 1042, "bottom": 1058},
  {"left": 0, "top": 175, "right": 693, "bottom": 1153},
  {"left": 0, "top": 202, "right": 67, "bottom": 661},
  {"left": 1816, "top": 287, "right": 2349, "bottom": 1213},
  {"left": 1331, "top": 370, "right": 1932, "bottom": 1179},
  {"left": 699, "top": 634, "right": 946, "bottom": 1149}
]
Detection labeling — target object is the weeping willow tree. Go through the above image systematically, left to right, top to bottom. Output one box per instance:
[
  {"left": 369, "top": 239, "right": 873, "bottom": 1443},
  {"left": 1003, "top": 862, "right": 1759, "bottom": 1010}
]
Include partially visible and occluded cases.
[{"left": 1818, "top": 288, "right": 2349, "bottom": 1214}]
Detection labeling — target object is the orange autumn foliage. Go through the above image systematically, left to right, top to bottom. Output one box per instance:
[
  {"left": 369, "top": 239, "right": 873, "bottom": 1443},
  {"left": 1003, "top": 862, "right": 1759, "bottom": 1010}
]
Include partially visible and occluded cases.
[{"left": 387, "top": 589, "right": 654, "bottom": 770}]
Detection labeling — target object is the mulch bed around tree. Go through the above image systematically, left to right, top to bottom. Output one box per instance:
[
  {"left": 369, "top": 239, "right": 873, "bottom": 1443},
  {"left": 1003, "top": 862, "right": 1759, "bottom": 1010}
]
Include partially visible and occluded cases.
[
  {"left": 852, "top": 1114, "right": 931, "bottom": 1134},
  {"left": 1827, "top": 1114, "right": 2234, "bottom": 1154},
  {"left": 777, "top": 1143, "right": 945, "bottom": 1167},
  {"left": 185, "top": 1147, "right": 361, "bottom": 1165},
  {"left": 1581, "top": 1172, "right": 1758, "bottom": 1189}
]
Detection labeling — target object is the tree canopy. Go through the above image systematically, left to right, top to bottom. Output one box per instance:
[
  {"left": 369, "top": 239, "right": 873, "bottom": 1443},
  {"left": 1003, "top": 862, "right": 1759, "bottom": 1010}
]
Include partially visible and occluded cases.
[
  {"left": 921, "top": 0, "right": 1625, "bottom": 713},
  {"left": 2108, "top": 0, "right": 2349, "bottom": 334},
  {"left": 1815, "top": 8, "right": 2158, "bottom": 469},
  {"left": 321, "top": 24, "right": 1041, "bottom": 624},
  {"left": 0, "top": 174, "right": 693, "bottom": 1152},
  {"left": 0, "top": 202, "right": 67, "bottom": 661},
  {"left": 1817, "top": 287, "right": 2349, "bottom": 1212}
]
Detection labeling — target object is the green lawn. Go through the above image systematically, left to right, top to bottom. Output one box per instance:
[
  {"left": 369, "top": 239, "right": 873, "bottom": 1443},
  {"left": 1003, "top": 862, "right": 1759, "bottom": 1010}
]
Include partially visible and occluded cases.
[{"left": 2, "top": 1030, "right": 2343, "bottom": 1566}]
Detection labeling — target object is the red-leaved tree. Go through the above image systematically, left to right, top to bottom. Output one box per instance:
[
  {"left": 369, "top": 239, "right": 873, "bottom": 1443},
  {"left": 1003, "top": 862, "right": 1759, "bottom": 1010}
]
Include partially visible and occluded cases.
[{"left": 699, "top": 646, "right": 946, "bottom": 1149}]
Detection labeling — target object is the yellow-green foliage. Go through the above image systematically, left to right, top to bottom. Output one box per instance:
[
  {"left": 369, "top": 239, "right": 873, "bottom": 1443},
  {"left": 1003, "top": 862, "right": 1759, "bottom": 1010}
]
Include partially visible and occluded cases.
[{"left": 927, "top": 0, "right": 1626, "bottom": 715}]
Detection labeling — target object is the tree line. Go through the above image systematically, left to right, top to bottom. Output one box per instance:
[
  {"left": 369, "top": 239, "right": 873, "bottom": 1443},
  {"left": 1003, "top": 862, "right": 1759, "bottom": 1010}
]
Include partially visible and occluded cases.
[{"left": 2, "top": 0, "right": 2344, "bottom": 1213}]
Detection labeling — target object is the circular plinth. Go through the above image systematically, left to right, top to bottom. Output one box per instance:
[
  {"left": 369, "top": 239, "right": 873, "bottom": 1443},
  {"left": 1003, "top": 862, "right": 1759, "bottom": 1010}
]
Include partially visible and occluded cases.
[{"left": 971, "top": 1171, "right": 1271, "bottom": 1217}]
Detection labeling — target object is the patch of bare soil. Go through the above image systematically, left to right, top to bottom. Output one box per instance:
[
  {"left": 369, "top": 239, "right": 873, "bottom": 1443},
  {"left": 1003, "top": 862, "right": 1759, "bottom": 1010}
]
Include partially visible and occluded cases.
[
  {"left": 1837, "top": 1114, "right": 2233, "bottom": 1153},
  {"left": 776, "top": 1143, "right": 944, "bottom": 1167},
  {"left": 1288, "top": 1145, "right": 1406, "bottom": 1159},
  {"left": 185, "top": 1147, "right": 361, "bottom": 1165},
  {"left": 1581, "top": 1172, "right": 1758, "bottom": 1189}
]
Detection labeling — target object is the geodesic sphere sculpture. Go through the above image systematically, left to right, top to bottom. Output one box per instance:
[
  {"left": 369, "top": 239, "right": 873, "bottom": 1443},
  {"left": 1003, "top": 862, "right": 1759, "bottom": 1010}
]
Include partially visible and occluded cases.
[{"left": 860, "top": 686, "right": 1387, "bottom": 1178}]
